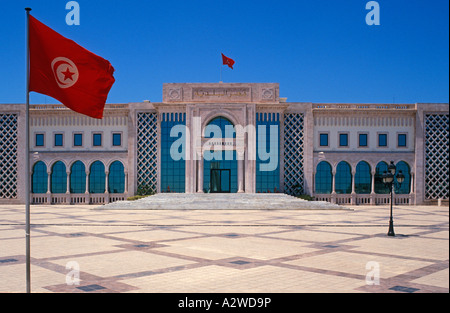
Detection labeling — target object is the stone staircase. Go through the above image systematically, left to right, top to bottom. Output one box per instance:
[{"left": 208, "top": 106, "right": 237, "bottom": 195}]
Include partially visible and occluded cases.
[{"left": 99, "top": 193, "right": 350, "bottom": 210}]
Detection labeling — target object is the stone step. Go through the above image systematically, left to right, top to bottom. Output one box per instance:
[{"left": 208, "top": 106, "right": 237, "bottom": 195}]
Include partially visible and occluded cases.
[{"left": 98, "top": 193, "right": 350, "bottom": 210}]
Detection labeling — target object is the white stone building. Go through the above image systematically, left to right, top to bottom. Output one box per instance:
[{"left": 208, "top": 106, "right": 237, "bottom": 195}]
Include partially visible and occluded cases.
[{"left": 0, "top": 83, "right": 448, "bottom": 205}]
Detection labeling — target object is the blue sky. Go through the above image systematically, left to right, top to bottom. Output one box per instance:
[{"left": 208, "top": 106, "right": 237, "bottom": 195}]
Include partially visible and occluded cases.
[{"left": 0, "top": 0, "right": 448, "bottom": 104}]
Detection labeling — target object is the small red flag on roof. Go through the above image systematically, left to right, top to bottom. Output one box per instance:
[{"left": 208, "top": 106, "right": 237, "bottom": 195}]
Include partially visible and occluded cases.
[{"left": 221, "top": 53, "right": 235, "bottom": 69}]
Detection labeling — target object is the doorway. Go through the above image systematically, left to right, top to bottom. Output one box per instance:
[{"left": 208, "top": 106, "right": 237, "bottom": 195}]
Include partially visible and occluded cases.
[{"left": 210, "top": 169, "right": 231, "bottom": 193}]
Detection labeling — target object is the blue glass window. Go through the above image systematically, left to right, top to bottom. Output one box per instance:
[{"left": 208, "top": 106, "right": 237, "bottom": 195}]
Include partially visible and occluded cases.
[
  {"left": 161, "top": 112, "right": 186, "bottom": 193},
  {"left": 256, "top": 113, "right": 280, "bottom": 193},
  {"left": 204, "top": 117, "right": 235, "bottom": 138},
  {"left": 35, "top": 133, "right": 44, "bottom": 147},
  {"left": 74, "top": 133, "right": 83, "bottom": 146},
  {"left": 93, "top": 133, "right": 102, "bottom": 147},
  {"left": 113, "top": 133, "right": 122, "bottom": 146},
  {"left": 319, "top": 133, "right": 328, "bottom": 147},
  {"left": 54, "top": 134, "right": 63, "bottom": 146},
  {"left": 339, "top": 134, "right": 348, "bottom": 147},
  {"left": 359, "top": 134, "right": 368, "bottom": 147},
  {"left": 378, "top": 134, "right": 388, "bottom": 147},
  {"left": 398, "top": 134, "right": 407, "bottom": 147},
  {"left": 32, "top": 161, "right": 47, "bottom": 193},
  {"left": 51, "top": 161, "right": 67, "bottom": 194},
  {"left": 70, "top": 161, "right": 86, "bottom": 193},
  {"left": 89, "top": 161, "right": 105, "bottom": 193},
  {"left": 109, "top": 161, "right": 125, "bottom": 193},
  {"left": 315, "top": 161, "right": 332, "bottom": 194},
  {"left": 335, "top": 161, "right": 352, "bottom": 194},
  {"left": 355, "top": 161, "right": 371, "bottom": 194},
  {"left": 374, "top": 161, "right": 390, "bottom": 194},
  {"left": 395, "top": 161, "right": 411, "bottom": 194}
]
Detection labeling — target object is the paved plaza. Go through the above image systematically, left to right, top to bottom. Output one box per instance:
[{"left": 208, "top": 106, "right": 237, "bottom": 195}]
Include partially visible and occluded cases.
[{"left": 0, "top": 195, "right": 448, "bottom": 293}]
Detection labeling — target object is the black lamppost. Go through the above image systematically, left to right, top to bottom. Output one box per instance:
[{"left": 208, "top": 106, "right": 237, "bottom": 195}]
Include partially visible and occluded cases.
[{"left": 382, "top": 161, "right": 405, "bottom": 237}]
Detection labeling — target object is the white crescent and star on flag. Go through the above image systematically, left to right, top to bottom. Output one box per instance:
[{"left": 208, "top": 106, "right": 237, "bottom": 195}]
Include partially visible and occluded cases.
[{"left": 51, "top": 57, "right": 79, "bottom": 89}]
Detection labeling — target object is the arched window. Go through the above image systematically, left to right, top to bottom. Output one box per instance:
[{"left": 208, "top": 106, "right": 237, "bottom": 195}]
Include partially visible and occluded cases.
[
  {"left": 204, "top": 117, "right": 235, "bottom": 138},
  {"left": 32, "top": 161, "right": 47, "bottom": 193},
  {"left": 51, "top": 161, "right": 67, "bottom": 194},
  {"left": 70, "top": 161, "right": 86, "bottom": 193},
  {"left": 89, "top": 161, "right": 105, "bottom": 194},
  {"left": 108, "top": 161, "right": 125, "bottom": 193},
  {"left": 315, "top": 161, "right": 332, "bottom": 194},
  {"left": 335, "top": 161, "right": 352, "bottom": 194},
  {"left": 355, "top": 161, "right": 371, "bottom": 194},
  {"left": 374, "top": 161, "right": 390, "bottom": 194},
  {"left": 395, "top": 161, "right": 411, "bottom": 194}
]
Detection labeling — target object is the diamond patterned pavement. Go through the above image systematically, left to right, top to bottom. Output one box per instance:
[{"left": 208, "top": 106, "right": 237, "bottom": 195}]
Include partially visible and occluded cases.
[{"left": 0, "top": 201, "right": 448, "bottom": 293}]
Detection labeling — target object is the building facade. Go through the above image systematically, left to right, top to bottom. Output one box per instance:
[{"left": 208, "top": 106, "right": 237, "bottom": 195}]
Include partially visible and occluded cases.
[{"left": 0, "top": 83, "right": 448, "bottom": 205}]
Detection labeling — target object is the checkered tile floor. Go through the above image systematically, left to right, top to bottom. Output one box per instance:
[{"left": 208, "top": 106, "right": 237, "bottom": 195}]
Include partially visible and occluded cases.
[{"left": 0, "top": 202, "right": 448, "bottom": 293}]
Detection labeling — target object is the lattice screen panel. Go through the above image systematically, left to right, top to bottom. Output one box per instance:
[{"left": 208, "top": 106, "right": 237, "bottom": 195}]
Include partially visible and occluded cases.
[
  {"left": 137, "top": 112, "right": 158, "bottom": 193},
  {"left": 284, "top": 113, "right": 305, "bottom": 195},
  {"left": 425, "top": 113, "right": 449, "bottom": 200},
  {"left": 0, "top": 114, "right": 18, "bottom": 199}
]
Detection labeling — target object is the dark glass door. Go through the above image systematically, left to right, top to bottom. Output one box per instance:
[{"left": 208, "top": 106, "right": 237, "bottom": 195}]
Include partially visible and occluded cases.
[{"left": 210, "top": 169, "right": 231, "bottom": 193}]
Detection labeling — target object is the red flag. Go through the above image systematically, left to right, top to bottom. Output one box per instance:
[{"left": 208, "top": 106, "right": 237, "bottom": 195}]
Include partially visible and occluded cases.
[
  {"left": 29, "top": 15, "right": 115, "bottom": 119},
  {"left": 221, "top": 53, "right": 235, "bottom": 69}
]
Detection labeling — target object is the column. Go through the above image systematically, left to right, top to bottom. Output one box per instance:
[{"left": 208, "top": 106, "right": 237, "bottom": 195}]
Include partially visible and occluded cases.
[
  {"left": 237, "top": 151, "right": 244, "bottom": 193},
  {"left": 197, "top": 152, "right": 204, "bottom": 193},
  {"left": 370, "top": 168, "right": 376, "bottom": 205},
  {"left": 331, "top": 169, "right": 336, "bottom": 203},
  {"left": 351, "top": 169, "right": 356, "bottom": 205},
  {"left": 66, "top": 170, "right": 71, "bottom": 204},
  {"left": 85, "top": 170, "right": 90, "bottom": 204},
  {"left": 104, "top": 170, "right": 109, "bottom": 204},
  {"left": 105, "top": 170, "right": 109, "bottom": 194},
  {"left": 46, "top": 171, "right": 51, "bottom": 204},
  {"left": 46, "top": 171, "right": 51, "bottom": 194},
  {"left": 66, "top": 171, "right": 70, "bottom": 194},
  {"left": 85, "top": 171, "right": 89, "bottom": 194},
  {"left": 124, "top": 171, "right": 128, "bottom": 194},
  {"left": 410, "top": 172, "right": 415, "bottom": 205}
]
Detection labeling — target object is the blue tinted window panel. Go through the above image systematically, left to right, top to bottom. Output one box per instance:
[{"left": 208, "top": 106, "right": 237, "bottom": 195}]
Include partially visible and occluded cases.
[
  {"left": 256, "top": 116, "right": 280, "bottom": 193},
  {"left": 161, "top": 117, "right": 186, "bottom": 193},
  {"left": 113, "top": 133, "right": 122, "bottom": 146},
  {"left": 36, "top": 134, "right": 44, "bottom": 147},
  {"left": 55, "top": 134, "right": 63, "bottom": 146},
  {"left": 74, "top": 134, "right": 83, "bottom": 146},
  {"left": 93, "top": 134, "right": 102, "bottom": 146},
  {"left": 320, "top": 134, "right": 328, "bottom": 146},
  {"left": 339, "top": 134, "right": 348, "bottom": 147},
  {"left": 359, "top": 134, "right": 368, "bottom": 147},
  {"left": 379, "top": 134, "right": 387, "bottom": 147},
  {"left": 398, "top": 134, "right": 407, "bottom": 147},
  {"left": 32, "top": 161, "right": 48, "bottom": 193},
  {"left": 51, "top": 161, "right": 67, "bottom": 194},
  {"left": 70, "top": 161, "right": 86, "bottom": 193},
  {"left": 89, "top": 161, "right": 105, "bottom": 193},
  {"left": 355, "top": 161, "right": 371, "bottom": 194},
  {"left": 315, "top": 162, "right": 332, "bottom": 194},
  {"left": 335, "top": 162, "right": 352, "bottom": 194}
]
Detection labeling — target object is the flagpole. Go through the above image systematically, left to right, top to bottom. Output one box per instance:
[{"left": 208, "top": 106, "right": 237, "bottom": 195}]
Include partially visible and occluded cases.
[{"left": 25, "top": 7, "right": 32, "bottom": 294}]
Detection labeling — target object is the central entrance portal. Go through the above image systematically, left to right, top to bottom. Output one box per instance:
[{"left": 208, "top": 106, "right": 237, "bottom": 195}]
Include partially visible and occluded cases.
[
  {"left": 203, "top": 155, "right": 238, "bottom": 193},
  {"left": 210, "top": 169, "right": 231, "bottom": 193}
]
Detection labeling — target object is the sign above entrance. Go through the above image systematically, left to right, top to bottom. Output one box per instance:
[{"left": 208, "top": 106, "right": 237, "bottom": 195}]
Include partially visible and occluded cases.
[
  {"left": 163, "top": 83, "right": 279, "bottom": 104},
  {"left": 192, "top": 87, "right": 250, "bottom": 101}
]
